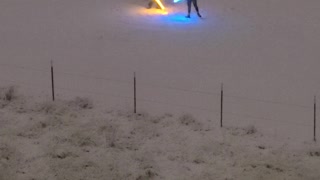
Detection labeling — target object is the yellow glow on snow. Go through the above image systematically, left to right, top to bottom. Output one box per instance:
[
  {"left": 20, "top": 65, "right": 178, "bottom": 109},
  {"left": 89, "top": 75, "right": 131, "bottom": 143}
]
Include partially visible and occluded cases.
[{"left": 139, "top": 8, "right": 168, "bottom": 15}]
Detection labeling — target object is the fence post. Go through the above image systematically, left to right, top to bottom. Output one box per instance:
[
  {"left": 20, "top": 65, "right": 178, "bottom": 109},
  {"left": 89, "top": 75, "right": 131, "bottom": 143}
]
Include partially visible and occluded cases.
[
  {"left": 51, "top": 60, "right": 55, "bottom": 101},
  {"left": 134, "top": 72, "right": 136, "bottom": 114},
  {"left": 220, "top": 83, "right": 223, "bottom": 127},
  {"left": 314, "top": 96, "right": 317, "bottom": 142}
]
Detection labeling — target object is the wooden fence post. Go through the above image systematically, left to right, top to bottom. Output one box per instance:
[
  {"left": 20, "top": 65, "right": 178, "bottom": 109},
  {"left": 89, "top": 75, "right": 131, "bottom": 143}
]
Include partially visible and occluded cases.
[
  {"left": 51, "top": 60, "right": 55, "bottom": 101},
  {"left": 134, "top": 72, "right": 136, "bottom": 113},
  {"left": 220, "top": 83, "right": 223, "bottom": 127},
  {"left": 314, "top": 96, "right": 317, "bottom": 142}
]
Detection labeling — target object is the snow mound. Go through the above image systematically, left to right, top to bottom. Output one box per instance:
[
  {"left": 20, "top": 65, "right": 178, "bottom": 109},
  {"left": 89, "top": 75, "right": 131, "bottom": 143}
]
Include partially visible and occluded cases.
[{"left": 0, "top": 86, "right": 319, "bottom": 179}]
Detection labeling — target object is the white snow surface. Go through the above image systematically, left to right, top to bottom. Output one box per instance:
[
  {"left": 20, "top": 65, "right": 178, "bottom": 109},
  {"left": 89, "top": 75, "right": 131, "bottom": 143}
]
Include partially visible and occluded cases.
[
  {"left": 1, "top": 0, "right": 320, "bottom": 179},
  {"left": 1, "top": 0, "right": 320, "bottom": 140},
  {"left": 0, "top": 89, "right": 320, "bottom": 179}
]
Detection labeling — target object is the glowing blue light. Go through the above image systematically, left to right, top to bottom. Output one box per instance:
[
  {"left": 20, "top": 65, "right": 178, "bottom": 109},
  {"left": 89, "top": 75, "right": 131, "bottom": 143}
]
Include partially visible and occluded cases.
[
  {"left": 173, "top": 0, "right": 183, "bottom": 3},
  {"left": 140, "top": 8, "right": 203, "bottom": 25},
  {"left": 155, "top": 13, "right": 200, "bottom": 25}
]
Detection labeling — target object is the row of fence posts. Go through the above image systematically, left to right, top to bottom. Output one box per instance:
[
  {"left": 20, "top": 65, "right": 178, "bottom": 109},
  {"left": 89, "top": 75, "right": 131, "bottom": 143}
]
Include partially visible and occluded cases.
[{"left": 49, "top": 61, "right": 317, "bottom": 142}]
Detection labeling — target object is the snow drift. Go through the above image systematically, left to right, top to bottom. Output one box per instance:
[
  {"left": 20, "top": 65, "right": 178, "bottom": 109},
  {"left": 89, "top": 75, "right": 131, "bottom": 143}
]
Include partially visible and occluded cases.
[{"left": 0, "top": 87, "right": 319, "bottom": 179}]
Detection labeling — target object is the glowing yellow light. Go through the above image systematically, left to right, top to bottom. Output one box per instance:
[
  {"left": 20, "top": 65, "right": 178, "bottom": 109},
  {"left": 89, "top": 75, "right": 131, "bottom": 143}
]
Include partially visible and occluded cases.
[
  {"left": 154, "top": 0, "right": 166, "bottom": 10},
  {"left": 139, "top": 8, "right": 168, "bottom": 15}
]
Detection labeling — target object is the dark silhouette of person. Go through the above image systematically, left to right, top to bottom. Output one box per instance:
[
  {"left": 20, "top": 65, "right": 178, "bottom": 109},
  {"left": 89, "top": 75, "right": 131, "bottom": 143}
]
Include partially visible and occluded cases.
[{"left": 186, "top": 0, "right": 201, "bottom": 18}]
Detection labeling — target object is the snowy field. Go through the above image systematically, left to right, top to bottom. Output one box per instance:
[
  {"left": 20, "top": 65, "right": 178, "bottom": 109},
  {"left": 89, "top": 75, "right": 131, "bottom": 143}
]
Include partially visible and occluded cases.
[
  {"left": 0, "top": 0, "right": 320, "bottom": 179},
  {"left": 1, "top": 0, "right": 320, "bottom": 140},
  {"left": 0, "top": 88, "right": 320, "bottom": 179}
]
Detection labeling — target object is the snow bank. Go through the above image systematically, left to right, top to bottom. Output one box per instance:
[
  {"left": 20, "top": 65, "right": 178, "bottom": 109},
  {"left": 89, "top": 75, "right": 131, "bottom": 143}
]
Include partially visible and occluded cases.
[{"left": 0, "top": 86, "right": 319, "bottom": 180}]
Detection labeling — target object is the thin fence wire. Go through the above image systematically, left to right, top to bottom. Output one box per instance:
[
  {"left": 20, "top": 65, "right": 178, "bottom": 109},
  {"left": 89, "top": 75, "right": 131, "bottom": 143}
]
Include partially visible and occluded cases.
[
  {"left": 0, "top": 62, "right": 48, "bottom": 73},
  {"left": 0, "top": 62, "right": 314, "bottom": 109},
  {"left": 0, "top": 63, "right": 318, "bottom": 135},
  {"left": 0, "top": 63, "right": 314, "bottom": 111},
  {"left": 55, "top": 70, "right": 132, "bottom": 85},
  {"left": 0, "top": 77, "right": 50, "bottom": 90},
  {"left": 137, "top": 81, "right": 220, "bottom": 96},
  {"left": 55, "top": 86, "right": 132, "bottom": 100},
  {"left": 225, "top": 94, "right": 312, "bottom": 110},
  {"left": 137, "top": 97, "right": 219, "bottom": 113},
  {"left": 224, "top": 111, "right": 312, "bottom": 127}
]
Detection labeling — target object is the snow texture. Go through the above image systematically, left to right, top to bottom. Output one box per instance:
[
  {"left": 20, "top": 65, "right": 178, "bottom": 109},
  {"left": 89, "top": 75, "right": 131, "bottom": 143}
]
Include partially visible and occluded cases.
[
  {"left": 1, "top": 0, "right": 320, "bottom": 179},
  {"left": 0, "top": 88, "right": 320, "bottom": 179}
]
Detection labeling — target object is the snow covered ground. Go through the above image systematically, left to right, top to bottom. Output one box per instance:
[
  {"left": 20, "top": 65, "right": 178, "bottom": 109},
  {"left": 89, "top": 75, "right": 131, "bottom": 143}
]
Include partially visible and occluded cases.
[
  {"left": 1, "top": 0, "right": 320, "bottom": 179},
  {"left": 1, "top": 0, "right": 320, "bottom": 141},
  {"left": 0, "top": 87, "right": 320, "bottom": 179}
]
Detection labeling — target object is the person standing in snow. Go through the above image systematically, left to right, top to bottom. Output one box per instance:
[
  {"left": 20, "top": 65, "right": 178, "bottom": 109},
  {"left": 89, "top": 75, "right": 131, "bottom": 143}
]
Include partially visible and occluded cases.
[{"left": 186, "top": 0, "right": 202, "bottom": 18}]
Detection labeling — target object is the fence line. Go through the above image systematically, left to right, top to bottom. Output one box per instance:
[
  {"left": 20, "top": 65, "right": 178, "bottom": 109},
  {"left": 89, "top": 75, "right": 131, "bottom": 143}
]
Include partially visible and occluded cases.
[
  {"left": 0, "top": 62, "right": 318, "bottom": 140},
  {"left": 0, "top": 62, "right": 48, "bottom": 73},
  {"left": 0, "top": 62, "right": 316, "bottom": 108},
  {"left": 0, "top": 63, "right": 313, "bottom": 109},
  {"left": 0, "top": 63, "right": 316, "bottom": 111},
  {"left": 0, "top": 63, "right": 316, "bottom": 110},
  {"left": 0, "top": 63, "right": 221, "bottom": 98},
  {"left": 0, "top": 64, "right": 217, "bottom": 112},
  {"left": 55, "top": 70, "right": 132, "bottom": 85},
  {"left": 56, "top": 70, "right": 220, "bottom": 97},
  {"left": 0, "top": 75, "right": 314, "bottom": 128},
  {"left": 0, "top": 77, "right": 50, "bottom": 90},
  {"left": 0, "top": 77, "right": 313, "bottom": 127},
  {"left": 0, "top": 77, "right": 218, "bottom": 113},
  {"left": 0, "top": 78, "right": 218, "bottom": 113},
  {"left": 137, "top": 81, "right": 220, "bottom": 96},
  {"left": 54, "top": 86, "right": 132, "bottom": 100},
  {"left": 225, "top": 94, "right": 312, "bottom": 110},
  {"left": 137, "top": 97, "right": 219, "bottom": 113},
  {"left": 224, "top": 111, "right": 312, "bottom": 127}
]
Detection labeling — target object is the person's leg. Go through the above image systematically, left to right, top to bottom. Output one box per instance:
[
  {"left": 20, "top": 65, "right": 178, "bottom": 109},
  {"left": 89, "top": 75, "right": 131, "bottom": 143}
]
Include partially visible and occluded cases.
[
  {"left": 186, "top": 0, "right": 192, "bottom": 18},
  {"left": 192, "top": 0, "right": 202, "bottom": 17}
]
